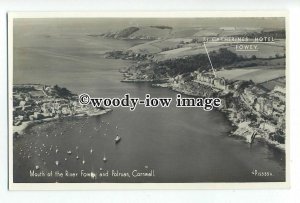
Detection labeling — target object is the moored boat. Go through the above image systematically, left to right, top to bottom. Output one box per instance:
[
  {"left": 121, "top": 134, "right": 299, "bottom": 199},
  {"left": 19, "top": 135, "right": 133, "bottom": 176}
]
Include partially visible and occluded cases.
[
  {"left": 115, "top": 135, "right": 121, "bottom": 143},
  {"left": 103, "top": 155, "right": 107, "bottom": 163}
]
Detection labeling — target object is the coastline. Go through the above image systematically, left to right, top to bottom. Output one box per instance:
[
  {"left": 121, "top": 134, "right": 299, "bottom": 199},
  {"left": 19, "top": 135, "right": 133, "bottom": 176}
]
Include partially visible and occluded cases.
[
  {"left": 123, "top": 79, "right": 285, "bottom": 151},
  {"left": 13, "top": 108, "right": 112, "bottom": 136},
  {"left": 222, "top": 108, "right": 285, "bottom": 151}
]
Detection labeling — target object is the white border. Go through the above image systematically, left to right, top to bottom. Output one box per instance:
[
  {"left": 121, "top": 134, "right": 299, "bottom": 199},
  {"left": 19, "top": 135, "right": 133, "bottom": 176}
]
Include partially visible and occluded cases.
[{"left": 8, "top": 11, "right": 290, "bottom": 190}]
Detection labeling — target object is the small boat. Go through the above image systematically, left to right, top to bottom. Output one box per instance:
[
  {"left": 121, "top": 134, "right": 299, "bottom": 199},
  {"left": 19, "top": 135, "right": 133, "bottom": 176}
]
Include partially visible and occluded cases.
[
  {"left": 115, "top": 135, "right": 121, "bottom": 143},
  {"left": 90, "top": 148, "right": 93, "bottom": 154},
  {"left": 55, "top": 149, "right": 59, "bottom": 154},
  {"left": 67, "top": 150, "right": 72, "bottom": 155},
  {"left": 82, "top": 153, "right": 85, "bottom": 164},
  {"left": 76, "top": 155, "right": 80, "bottom": 160},
  {"left": 103, "top": 155, "right": 107, "bottom": 163},
  {"left": 55, "top": 161, "right": 59, "bottom": 166},
  {"left": 35, "top": 165, "right": 40, "bottom": 170},
  {"left": 99, "top": 168, "right": 103, "bottom": 171}
]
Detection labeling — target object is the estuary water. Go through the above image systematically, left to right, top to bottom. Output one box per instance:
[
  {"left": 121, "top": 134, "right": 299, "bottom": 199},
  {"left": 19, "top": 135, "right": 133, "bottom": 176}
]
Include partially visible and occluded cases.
[{"left": 13, "top": 20, "right": 285, "bottom": 182}]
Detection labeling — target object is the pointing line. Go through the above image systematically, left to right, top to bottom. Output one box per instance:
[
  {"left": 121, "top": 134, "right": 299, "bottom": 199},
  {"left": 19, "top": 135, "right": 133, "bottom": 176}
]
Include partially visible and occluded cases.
[{"left": 203, "top": 42, "right": 217, "bottom": 78}]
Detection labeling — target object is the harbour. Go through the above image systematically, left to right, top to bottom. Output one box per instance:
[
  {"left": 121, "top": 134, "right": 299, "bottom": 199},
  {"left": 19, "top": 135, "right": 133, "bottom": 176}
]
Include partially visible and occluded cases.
[{"left": 13, "top": 19, "right": 285, "bottom": 183}]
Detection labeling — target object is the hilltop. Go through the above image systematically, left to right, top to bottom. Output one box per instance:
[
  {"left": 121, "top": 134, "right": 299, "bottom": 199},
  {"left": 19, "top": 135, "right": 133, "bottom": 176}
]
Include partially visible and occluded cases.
[{"left": 99, "top": 26, "right": 173, "bottom": 40}]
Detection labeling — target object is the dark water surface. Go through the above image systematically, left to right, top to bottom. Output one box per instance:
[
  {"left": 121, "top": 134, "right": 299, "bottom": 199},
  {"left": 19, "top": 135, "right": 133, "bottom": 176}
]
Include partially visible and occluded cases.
[{"left": 13, "top": 21, "right": 285, "bottom": 182}]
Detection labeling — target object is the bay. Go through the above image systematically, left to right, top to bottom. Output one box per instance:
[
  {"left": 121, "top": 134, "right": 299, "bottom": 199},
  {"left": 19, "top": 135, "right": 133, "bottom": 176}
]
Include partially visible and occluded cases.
[{"left": 13, "top": 22, "right": 285, "bottom": 183}]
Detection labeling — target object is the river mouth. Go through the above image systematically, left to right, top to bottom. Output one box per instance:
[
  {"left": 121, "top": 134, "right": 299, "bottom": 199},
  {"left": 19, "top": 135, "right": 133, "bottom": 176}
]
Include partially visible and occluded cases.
[
  {"left": 12, "top": 21, "right": 286, "bottom": 183},
  {"left": 13, "top": 82, "right": 285, "bottom": 183}
]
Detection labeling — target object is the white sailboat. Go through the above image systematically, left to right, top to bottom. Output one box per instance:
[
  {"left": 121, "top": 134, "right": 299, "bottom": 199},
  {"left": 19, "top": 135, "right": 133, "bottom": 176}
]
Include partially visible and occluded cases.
[
  {"left": 103, "top": 154, "right": 107, "bottom": 163},
  {"left": 82, "top": 155, "right": 86, "bottom": 164}
]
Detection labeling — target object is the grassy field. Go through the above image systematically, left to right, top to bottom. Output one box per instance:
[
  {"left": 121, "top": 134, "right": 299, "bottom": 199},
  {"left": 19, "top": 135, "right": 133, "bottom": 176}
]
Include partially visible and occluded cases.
[
  {"left": 129, "top": 26, "right": 172, "bottom": 39},
  {"left": 171, "top": 28, "right": 200, "bottom": 38},
  {"left": 193, "top": 28, "right": 223, "bottom": 37},
  {"left": 128, "top": 39, "right": 182, "bottom": 54},
  {"left": 153, "top": 43, "right": 236, "bottom": 61},
  {"left": 227, "top": 43, "right": 285, "bottom": 59},
  {"left": 223, "top": 58, "right": 285, "bottom": 69},
  {"left": 215, "top": 67, "right": 285, "bottom": 83},
  {"left": 260, "top": 77, "right": 286, "bottom": 90}
]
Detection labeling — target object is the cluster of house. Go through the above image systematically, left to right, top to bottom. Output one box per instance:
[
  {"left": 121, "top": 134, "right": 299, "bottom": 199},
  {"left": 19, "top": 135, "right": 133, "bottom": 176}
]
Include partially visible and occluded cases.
[
  {"left": 171, "top": 70, "right": 286, "bottom": 143},
  {"left": 173, "top": 70, "right": 239, "bottom": 91},
  {"left": 242, "top": 84, "right": 285, "bottom": 135},
  {"left": 13, "top": 85, "right": 91, "bottom": 126}
]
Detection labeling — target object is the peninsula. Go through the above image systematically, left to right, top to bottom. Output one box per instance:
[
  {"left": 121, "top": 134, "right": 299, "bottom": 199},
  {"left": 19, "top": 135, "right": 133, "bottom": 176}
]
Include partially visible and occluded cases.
[{"left": 12, "top": 84, "right": 111, "bottom": 136}]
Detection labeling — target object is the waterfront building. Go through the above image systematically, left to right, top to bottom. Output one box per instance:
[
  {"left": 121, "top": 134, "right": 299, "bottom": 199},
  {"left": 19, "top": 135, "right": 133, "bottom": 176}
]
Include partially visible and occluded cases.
[
  {"left": 213, "top": 77, "right": 226, "bottom": 90},
  {"left": 271, "top": 85, "right": 285, "bottom": 101},
  {"left": 243, "top": 88, "right": 256, "bottom": 104},
  {"left": 29, "top": 90, "right": 45, "bottom": 98},
  {"left": 263, "top": 101, "right": 273, "bottom": 116},
  {"left": 33, "top": 112, "right": 42, "bottom": 119},
  {"left": 259, "top": 122, "right": 277, "bottom": 133}
]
